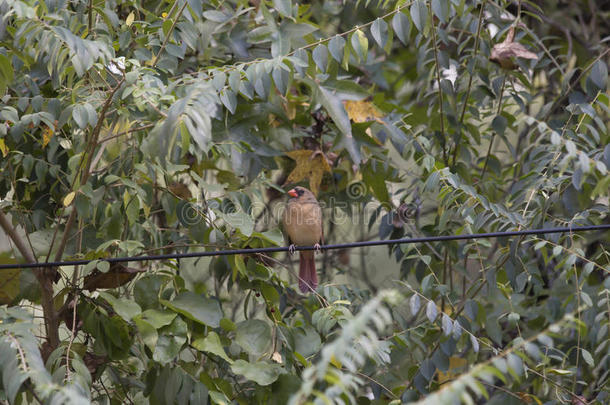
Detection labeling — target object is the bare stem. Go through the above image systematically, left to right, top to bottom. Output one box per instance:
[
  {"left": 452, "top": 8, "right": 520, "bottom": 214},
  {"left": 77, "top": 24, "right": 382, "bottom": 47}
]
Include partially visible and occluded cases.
[
  {"left": 88, "top": 0, "right": 93, "bottom": 34},
  {"left": 151, "top": 0, "right": 188, "bottom": 68},
  {"left": 452, "top": 0, "right": 486, "bottom": 167},
  {"left": 429, "top": 3, "right": 447, "bottom": 165},
  {"left": 480, "top": 74, "right": 506, "bottom": 181}
]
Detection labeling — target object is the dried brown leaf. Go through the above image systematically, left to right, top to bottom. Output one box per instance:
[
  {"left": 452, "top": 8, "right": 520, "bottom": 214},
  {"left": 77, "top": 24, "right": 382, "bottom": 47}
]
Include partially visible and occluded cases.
[
  {"left": 490, "top": 26, "right": 538, "bottom": 69},
  {"left": 284, "top": 149, "right": 331, "bottom": 196},
  {"left": 83, "top": 263, "right": 144, "bottom": 291}
]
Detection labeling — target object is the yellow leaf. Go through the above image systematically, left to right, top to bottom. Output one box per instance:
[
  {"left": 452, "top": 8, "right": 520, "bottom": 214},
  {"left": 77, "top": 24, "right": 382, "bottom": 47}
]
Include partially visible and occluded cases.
[
  {"left": 126, "top": 12, "right": 135, "bottom": 27},
  {"left": 282, "top": 100, "right": 297, "bottom": 120},
  {"left": 344, "top": 100, "right": 383, "bottom": 123},
  {"left": 268, "top": 113, "right": 281, "bottom": 128},
  {"left": 42, "top": 126, "right": 53, "bottom": 148},
  {"left": 0, "top": 138, "right": 8, "bottom": 157},
  {"left": 285, "top": 150, "right": 331, "bottom": 196},
  {"left": 63, "top": 191, "right": 76, "bottom": 207},
  {"left": 0, "top": 255, "right": 20, "bottom": 305},
  {"left": 0, "top": 270, "right": 20, "bottom": 304},
  {"left": 330, "top": 354, "right": 342, "bottom": 369},
  {"left": 437, "top": 356, "right": 468, "bottom": 384}
]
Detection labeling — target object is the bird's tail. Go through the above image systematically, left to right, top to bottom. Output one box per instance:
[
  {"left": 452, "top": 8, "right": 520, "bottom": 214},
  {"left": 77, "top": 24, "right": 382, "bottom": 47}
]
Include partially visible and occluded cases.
[{"left": 299, "top": 251, "right": 318, "bottom": 293}]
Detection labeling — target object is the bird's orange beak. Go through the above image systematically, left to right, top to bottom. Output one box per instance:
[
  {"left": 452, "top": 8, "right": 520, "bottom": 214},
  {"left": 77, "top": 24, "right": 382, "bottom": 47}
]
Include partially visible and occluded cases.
[{"left": 287, "top": 188, "right": 298, "bottom": 197}]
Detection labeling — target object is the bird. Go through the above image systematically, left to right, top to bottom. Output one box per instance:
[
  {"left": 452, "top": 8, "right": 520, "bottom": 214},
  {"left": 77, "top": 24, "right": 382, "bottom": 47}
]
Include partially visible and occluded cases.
[{"left": 282, "top": 186, "right": 323, "bottom": 293}]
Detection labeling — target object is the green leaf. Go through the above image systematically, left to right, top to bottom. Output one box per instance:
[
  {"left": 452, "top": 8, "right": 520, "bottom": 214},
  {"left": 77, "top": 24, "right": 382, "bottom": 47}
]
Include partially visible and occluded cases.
[
  {"left": 273, "top": 0, "right": 292, "bottom": 17},
  {"left": 410, "top": 0, "right": 428, "bottom": 33},
  {"left": 431, "top": 0, "right": 449, "bottom": 23},
  {"left": 203, "top": 10, "right": 229, "bottom": 22},
  {"left": 392, "top": 11, "right": 411, "bottom": 45},
  {"left": 371, "top": 18, "right": 389, "bottom": 49},
  {"left": 162, "top": 19, "right": 173, "bottom": 36},
  {"left": 350, "top": 29, "right": 368, "bottom": 62},
  {"left": 328, "top": 35, "right": 346, "bottom": 62},
  {"left": 312, "top": 44, "right": 328, "bottom": 73},
  {"left": 0, "top": 54, "right": 14, "bottom": 95},
  {"left": 589, "top": 60, "right": 608, "bottom": 89},
  {"left": 251, "top": 63, "right": 272, "bottom": 98},
  {"left": 272, "top": 65, "right": 289, "bottom": 95},
  {"left": 229, "top": 70, "right": 241, "bottom": 93},
  {"left": 212, "top": 71, "right": 226, "bottom": 91},
  {"left": 239, "top": 79, "right": 254, "bottom": 99},
  {"left": 322, "top": 79, "right": 369, "bottom": 100},
  {"left": 317, "top": 84, "right": 360, "bottom": 164},
  {"left": 220, "top": 89, "right": 237, "bottom": 114},
  {"left": 72, "top": 104, "right": 89, "bottom": 129},
  {"left": 492, "top": 115, "right": 507, "bottom": 136},
  {"left": 362, "top": 162, "right": 390, "bottom": 205},
  {"left": 124, "top": 193, "right": 140, "bottom": 225},
  {"left": 221, "top": 211, "right": 254, "bottom": 237},
  {"left": 258, "top": 228, "right": 284, "bottom": 246},
  {"left": 97, "top": 260, "right": 110, "bottom": 273},
  {"left": 134, "top": 275, "right": 164, "bottom": 310},
  {"left": 99, "top": 291, "right": 142, "bottom": 321},
  {"left": 580, "top": 291, "right": 593, "bottom": 307},
  {"left": 161, "top": 292, "right": 223, "bottom": 327},
  {"left": 410, "top": 294, "right": 421, "bottom": 315},
  {"left": 426, "top": 300, "right": 438, "bottom": 322},
  {"left": 140, "top": 309, "right": 177, "bottom": 329},
  {"left": 441, "top": 314, "right": 453, "bottom": 336},
  {"left": 486, "top": 315, "right": 503, "bottom": 345},
  {"left": 153, "top": 316, "right": 187, "bottom": 363},
  {"left": 220, "top": 318, "right": 236, "bottom": 332},
  {"left": 235, "top": 319, "right": 272, "bottom": 356},
  {"left": 452, "top": 320, "right": 462, "bottom": 339},
  {"left": 292, "top": 324, "right": 321, "bottom": 357},
  {"left": 192, "top": 331, "right": 233, "bottom": 363},
  {"left": 471, "top": 334, "right": 479, "bottom": 352},
  {"left": 581, "top": 349, "right": 594, "bottom": 367},
  {"left": 507, "top": 353, "right": 524, "bottom": 377},
  {"left": 420, "top": 358, "right": 436, "bottom": 381},
  {"left": 231, "top": 360, "right": 283, "bottom": 386},
  {"left": 6, "top": 367, "right": 28, "bottom": 403},
  {"left": 209, "top": 391, "right": 231, "bottom": 405}
]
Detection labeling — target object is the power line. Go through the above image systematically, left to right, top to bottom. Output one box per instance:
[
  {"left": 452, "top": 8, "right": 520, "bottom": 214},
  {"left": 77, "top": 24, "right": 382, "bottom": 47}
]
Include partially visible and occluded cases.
[{"left": 1, "top": 224, "right": 609, "bottom": 270}]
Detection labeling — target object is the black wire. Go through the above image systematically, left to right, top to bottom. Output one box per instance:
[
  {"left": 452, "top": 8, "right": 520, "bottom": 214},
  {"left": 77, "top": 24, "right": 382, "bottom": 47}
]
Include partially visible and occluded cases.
[{"left": 1, "top": 224, "right": 609, "bottom": 270}]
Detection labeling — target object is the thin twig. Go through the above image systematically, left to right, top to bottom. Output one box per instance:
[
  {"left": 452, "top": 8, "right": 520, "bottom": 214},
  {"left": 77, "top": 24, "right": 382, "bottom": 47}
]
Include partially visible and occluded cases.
[
  {"left": 87, "top": 0, "right": 94, "bottom": 34},
  {"left": 151, "top": 0, "right": 188, "bottom": 68},
  {"left": 452, "top": 0, "right": 487, "bottom": 167},
  {"left": 182, "top": 1, "right": 416, "bottom": 84},
  {"left": 429, "top": 3, "right": 447, "bottom": 165},
  {"left": 479, "top": 74, "right": 507, "bottom": 181},
  {"left": 51, "top": 76, "right": 125, "bottom": 264},
  {"left": 97, "top": 123, "right": 155, "bottom": 145}
]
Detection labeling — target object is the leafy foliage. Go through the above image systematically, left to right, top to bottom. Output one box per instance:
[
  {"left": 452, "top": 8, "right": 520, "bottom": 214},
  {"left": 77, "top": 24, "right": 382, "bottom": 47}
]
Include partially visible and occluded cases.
[{"left": 0, "top": 0, "right": 608, "bottom": 403}]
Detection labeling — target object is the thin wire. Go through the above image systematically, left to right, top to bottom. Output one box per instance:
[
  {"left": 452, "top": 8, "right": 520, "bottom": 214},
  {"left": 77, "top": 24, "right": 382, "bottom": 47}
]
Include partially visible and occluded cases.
[{"left": 1, "top": 224, "right": 608, "bottom": 270}]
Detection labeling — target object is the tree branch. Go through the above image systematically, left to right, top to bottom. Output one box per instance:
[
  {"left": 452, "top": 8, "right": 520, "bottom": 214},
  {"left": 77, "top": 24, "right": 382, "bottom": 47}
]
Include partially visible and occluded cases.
[
  {"left": 151, "top": 0, "right": 188, "bottom": 68},
  {"left": 429, "top": 2, "right": 447, "bottom": 165},
  {"left": 53, "top": 76, "right": 125, "bottom": 264},
  {"left": 0, "top": 211, "right": 59, "bottom": 350},
  {"left": 0, "top": 212, "right": 35, "bottom": 263}
]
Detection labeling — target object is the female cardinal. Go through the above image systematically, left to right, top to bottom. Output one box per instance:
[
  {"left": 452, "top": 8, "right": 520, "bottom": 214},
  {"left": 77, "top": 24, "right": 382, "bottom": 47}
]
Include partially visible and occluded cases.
[{"left": 282, "top": 186, "right": 323, "bottom": 293}]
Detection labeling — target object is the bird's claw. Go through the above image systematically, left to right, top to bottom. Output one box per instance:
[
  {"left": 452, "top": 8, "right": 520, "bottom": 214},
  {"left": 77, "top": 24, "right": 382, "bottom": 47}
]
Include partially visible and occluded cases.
[
  {"left": 314, "top": 243, "right": 321, "bottom": 254},
  {"left": 288, "top": 244, "right": 296, "bottom": 255}
]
